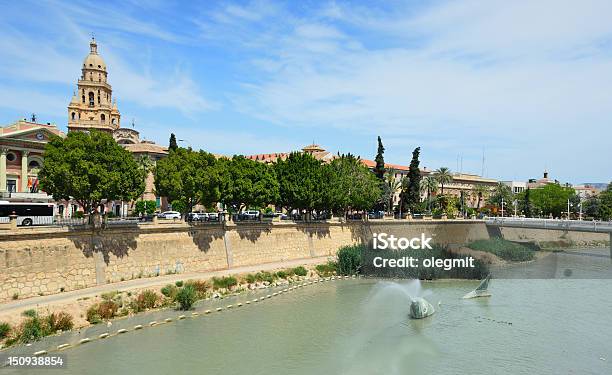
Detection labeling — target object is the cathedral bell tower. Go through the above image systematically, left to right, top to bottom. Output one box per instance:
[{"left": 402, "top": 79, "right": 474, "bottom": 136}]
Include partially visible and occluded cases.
[{"left": 67, "top": 38, "right": 120, "bottom": 133}]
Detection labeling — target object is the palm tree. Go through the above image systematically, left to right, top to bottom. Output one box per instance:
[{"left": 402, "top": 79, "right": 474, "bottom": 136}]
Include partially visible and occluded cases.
[
  {"left": 434, "top": 167, "right": 453, "bottom": 195},
  {"left": 384, "top": 169, "right": 401, "bottom": 215},
  {"left": 420, "top": 176, "right": 438, "bottom": 211},
  {"left": 472, "top": 184, "right": 489, "bottom": 210}
]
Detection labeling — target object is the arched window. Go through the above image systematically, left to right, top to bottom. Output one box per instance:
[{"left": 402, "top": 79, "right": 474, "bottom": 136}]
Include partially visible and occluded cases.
[
  {"left": 88, "top": 92, "right": 94, "bottom": 106},
  {"left": 82, "top": 95, "right": 85, "bottom": 103},
  {"left": 71, "top": 112, "right": 76, "bottom": 120},
  {"left": 101, "top": 114, "right": 105, "bottom": 122},
  {"left": 112, "top": 118, "right": 116, "bottom": 125},
  {"left": 28, "top": 160, "right": 40, "bottom": 169}
]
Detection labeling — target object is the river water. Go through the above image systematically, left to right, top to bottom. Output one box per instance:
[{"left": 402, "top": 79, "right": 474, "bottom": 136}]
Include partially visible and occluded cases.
[{"left": 3, "top": 248, "right": 612, "bottom": 374}]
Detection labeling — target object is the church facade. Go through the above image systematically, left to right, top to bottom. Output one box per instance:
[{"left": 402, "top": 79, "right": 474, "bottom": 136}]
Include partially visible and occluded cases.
[{"left": 0, "top": 38, "right": 168, "bottom": 216}]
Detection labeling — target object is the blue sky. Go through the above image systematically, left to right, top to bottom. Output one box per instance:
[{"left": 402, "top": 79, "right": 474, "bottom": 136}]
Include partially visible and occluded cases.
[{"left": 1, "top": 0, "right": 611, "bottom": 184}]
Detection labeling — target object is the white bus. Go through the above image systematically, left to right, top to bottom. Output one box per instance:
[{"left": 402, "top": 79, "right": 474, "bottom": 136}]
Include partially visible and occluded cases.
[{"left": 0, "top": 201, "right": 55, "bottom": 226}]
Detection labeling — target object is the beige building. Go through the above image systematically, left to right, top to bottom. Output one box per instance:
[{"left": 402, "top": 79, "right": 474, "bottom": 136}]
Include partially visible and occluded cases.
[{"left": 0, "top": 119, "right": 64, "bottom": 201}]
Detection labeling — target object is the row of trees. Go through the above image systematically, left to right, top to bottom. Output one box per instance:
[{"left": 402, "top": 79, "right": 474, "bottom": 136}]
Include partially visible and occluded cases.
[{"left": 154, "top": 148, "right": 381, "bottom": 217}]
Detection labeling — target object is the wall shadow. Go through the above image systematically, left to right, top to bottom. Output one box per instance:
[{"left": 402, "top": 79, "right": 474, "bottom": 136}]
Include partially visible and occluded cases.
[
  {"left": 296, "top": 221, "right": 331, "bottom": 239},
  {"left": 233, "top": 222, "right": 272, "bottom": 243},
  {"left": 187, "top": 223, "right": 225, "bottom": 252},
  {"left": 68, "top": 227, "right": 139, "bottom": 265}
]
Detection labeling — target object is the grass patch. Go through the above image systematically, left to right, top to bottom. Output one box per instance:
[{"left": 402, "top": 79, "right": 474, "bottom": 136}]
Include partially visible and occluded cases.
[
  {"left": 467, "top": 238, "right": 536, "bottom": 261},
  {"left": 4, "top": 311, "right": 74, "bottom": 346}
]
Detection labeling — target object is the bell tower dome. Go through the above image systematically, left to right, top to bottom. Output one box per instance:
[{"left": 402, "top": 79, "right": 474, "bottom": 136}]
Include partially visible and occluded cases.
[{"left": 68, "top": 37, "right": 121, "bottom": 133}]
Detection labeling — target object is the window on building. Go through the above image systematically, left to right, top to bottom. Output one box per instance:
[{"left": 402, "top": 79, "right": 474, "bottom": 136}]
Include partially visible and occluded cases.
[
  {"left": 89, "top": 92, "right": 95, "bottom": 106},
  {"left": 82, "top": 95, "right": 85, "bottom": 103},
  {"left": 71, "top": 112, "right": 76, "bottom": 121},
  {"left": 101, "top": 114, "right": 105, "bottom": 122},
  {"left": 112, "top": 118, "right": 116, "bottom": 125},
  {"left": 6, "top": 152, "right": 16, "bottom": 162},
  {"left": 28, "top": 160, "right": 40, "bottom": 169},
  {"left": 6, "top": 179, "right": 16, "bottom": 193}
]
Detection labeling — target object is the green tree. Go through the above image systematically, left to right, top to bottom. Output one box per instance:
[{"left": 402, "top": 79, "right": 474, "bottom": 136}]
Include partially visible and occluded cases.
[
  {"left": 39, "top": 131, "right": 145, "bottom": 218},
  {"left": 169, "top": 133, "right": 178, "bottom": 151},
  {"left": 373, "top": 136, "right": 386, "bottom": 180},
  {"left": 405, "top": 147, "right": 422, "bottom": 213},
  {"left": 154, "top": 148, "right": 220, "bottom": 216},
  {"left": 274, "top": 152, "right": 324, "bottom": 214},
  {"left": 323, "top": 154, "right": 381, "bottom": 216},
  {"left": 136, "top": 155, "right": 154, "bottom": 201},
  {"left": 219, "top": 155, "right": 279, "bottom": 213},
  {"left": 434, "top": 167, "right": 453, "bottom": 195},
  {"left": 382, "top": 169, "right": 401, "bottom": 214},
  {"left": 420, "top": 176, "right": 438, "bottom": 211},
  {"left": 487, "top": 182, "right": 513, "bottom": 213},
  {"left": 529, "top": 183, "right": 576, "bottom": 218},
  {"left": 596, "top": 183, "right": 612, "bottom": 220},
  {"left": 472, "top": 184, "right": 489, "bottom": 211},
  {"left": 523, "top": 187, "right": 532, "bottom": 217},
  {"left": 582, "top": 196, "right": 601, "bottom": 219},
  {"left": 134, "top": 200, "right": 156, "bottom": 215}
]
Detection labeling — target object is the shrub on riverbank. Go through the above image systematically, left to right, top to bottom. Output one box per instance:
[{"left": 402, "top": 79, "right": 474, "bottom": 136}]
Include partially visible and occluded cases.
[
  {"left": 467, "top": 238, "right": 535, "bottom": 261},
  {"left": 337, "top": 245, "right": 363, "bottom": 275},
  {"left": 315, "top": 262, "right": 337, "bottom": 277},
  {"left": 292, "top": 266, "right": 308, "bottom": 277},
  {"left": 212, "top": 276, "right": 238, "bottom": 290},
  {"left": 185, "top": 280, "right": 210, "bottom": 299},
  {"left": 161, "top": 284, "right": 179, "bottom": 299},
  {"left": 176, "top": 285, "right": 197, "bottom": 310},
  {"left": 135, "top": 290, "right": 159, "bottom": 311},
  {"left": 87, "top": 300, "right": 119, "bottom": 323},
  {"left": 3, "top": 311, "right": 74, "bottom": 345},
  {"left": 45, "top": 312, "right": 74, "bottom": 332},
  {"left": 0, "top": 322, "right": 11, "bottom": 339}
]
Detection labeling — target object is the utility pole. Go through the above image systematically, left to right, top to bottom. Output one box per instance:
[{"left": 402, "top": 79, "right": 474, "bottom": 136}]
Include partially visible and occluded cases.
[
  {"left": 501, "top": 198, "right": 505, "bottom": 218},
  {"left": 513, "top": 199, "right": 517, "bottom": 217},
  {"left": 567, "top": 199, "right": 570, "bottom": 220},
  {"left": 579, "top": 201, "right": 583, "bottom": 221}
]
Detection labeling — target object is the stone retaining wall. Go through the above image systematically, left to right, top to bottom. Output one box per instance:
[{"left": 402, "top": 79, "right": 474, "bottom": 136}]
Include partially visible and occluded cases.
[{"left": 0, "top": 220, "right": 608, "bottom": 303}]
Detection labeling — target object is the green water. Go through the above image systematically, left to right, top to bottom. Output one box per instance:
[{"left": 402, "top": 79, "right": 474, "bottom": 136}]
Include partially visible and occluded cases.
[{"left": 3, "top": 248, "right": 612, "bottom": 374}]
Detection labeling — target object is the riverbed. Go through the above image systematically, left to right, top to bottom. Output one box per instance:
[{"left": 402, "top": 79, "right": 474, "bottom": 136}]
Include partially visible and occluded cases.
[{"left": 3, "top": 248, "right": 611, "bottom": 374}]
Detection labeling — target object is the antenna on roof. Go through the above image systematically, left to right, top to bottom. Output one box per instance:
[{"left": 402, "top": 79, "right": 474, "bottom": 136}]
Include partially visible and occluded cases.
[
  {"left": 31, "top": 113, "right": 37, "bottom": 123},
  {"left": 131, "top": 118, "right": 135, "bottom": 128}
]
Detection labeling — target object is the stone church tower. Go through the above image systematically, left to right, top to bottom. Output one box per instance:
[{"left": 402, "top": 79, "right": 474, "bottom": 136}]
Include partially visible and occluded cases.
[{"left": 67, "top": 38, "right": 120, "bottom": 132}]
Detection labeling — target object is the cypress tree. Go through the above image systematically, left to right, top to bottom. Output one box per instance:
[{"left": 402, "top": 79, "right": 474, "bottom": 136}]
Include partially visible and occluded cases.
[
  {"left": 169, "top": 133, "right": 178, "bottom": 151},
  {"left": 374, "top": 136, "right": 385, "bottom": 180},
  {"left": 406, "top": 147, "right": 422, "bottom": 212},
  {"left": 524, "top": 187, "right": 532, "bottom": 217}
]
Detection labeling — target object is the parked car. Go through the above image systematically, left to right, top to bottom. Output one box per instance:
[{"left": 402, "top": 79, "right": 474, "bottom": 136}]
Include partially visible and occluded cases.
[
  {"left": 238, "top": 210, "right": 260, "bottom": 220},
  {"left": 368, "top": 210, "right": 385, "bottom": 219},
  {"left": 160, "top": 211, "right": 181, "bottom": 220},
  {"left": 187, "top": 212, "right": 206, "bottom": 222},
  {"left": 207, "top": 212, "right": 219, "bottom": 222}
]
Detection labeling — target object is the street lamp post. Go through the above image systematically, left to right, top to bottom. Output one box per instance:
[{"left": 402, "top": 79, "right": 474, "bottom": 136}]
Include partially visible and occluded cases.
[
  {"left": 501, "top": 198, "right": 505, "bottom": 218},
  {"left": 567, "top": 199, "right": 570, "bottom": 221}
]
